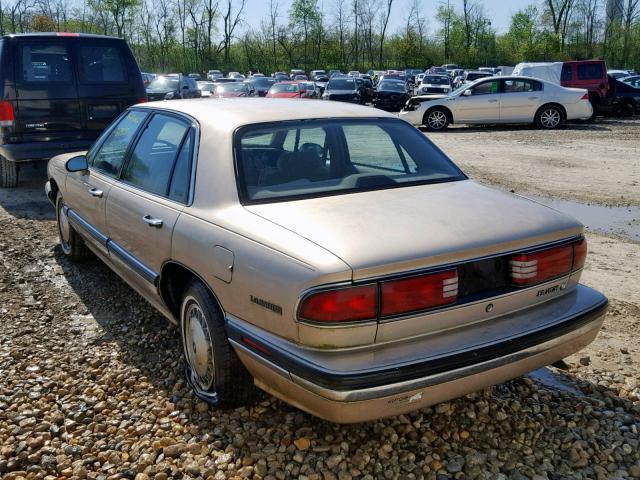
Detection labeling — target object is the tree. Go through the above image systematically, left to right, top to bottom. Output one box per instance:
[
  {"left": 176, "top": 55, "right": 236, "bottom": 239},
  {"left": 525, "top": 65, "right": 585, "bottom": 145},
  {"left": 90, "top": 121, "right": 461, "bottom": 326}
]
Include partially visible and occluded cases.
[{"left": 378, "top": 0, "right": 393, "bottom": 66}]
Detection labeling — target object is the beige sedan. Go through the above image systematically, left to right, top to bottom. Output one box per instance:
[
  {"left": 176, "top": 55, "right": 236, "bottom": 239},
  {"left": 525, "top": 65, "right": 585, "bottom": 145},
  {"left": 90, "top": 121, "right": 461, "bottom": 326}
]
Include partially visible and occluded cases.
[{"left": 46, "top": 99, "right": 607, "bottom": 423}]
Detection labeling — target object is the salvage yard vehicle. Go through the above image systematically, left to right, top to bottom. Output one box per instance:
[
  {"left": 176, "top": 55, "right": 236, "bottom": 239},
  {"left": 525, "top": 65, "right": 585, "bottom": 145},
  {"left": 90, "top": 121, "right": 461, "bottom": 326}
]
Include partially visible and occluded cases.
[
  {"left": 0, "top": 32, "right": 146, "bottom": 188},
  {"left": 418, "top": 74, "right": 452, "bottom": 95},
  {"left": 146, "top": 75, "right": 200, "bottom": 101},
  {"left": 322, "top": 76, "right": 364, "bottom": 103},
  {"left": 400, "top": 76, "right": 593, "bottom": 131},
  {"left": 373, "top": 79, "right": 410, "bottom": 111},
  {"left": 46, "top": 99, "right": 607, "bottom": 423}
]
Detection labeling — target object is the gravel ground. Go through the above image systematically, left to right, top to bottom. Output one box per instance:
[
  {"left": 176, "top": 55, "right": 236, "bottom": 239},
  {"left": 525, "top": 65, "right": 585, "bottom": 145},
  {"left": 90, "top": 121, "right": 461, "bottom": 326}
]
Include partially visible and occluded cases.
[{"left": 1, "top": 119, "right": 640, "bottom": 480}]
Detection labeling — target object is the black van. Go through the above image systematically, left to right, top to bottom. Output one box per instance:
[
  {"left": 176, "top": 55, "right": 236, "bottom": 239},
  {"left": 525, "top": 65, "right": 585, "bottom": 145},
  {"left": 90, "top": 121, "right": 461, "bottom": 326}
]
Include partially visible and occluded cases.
[{"left": 0, "top": 33, "right": 146, "bottom": 187}]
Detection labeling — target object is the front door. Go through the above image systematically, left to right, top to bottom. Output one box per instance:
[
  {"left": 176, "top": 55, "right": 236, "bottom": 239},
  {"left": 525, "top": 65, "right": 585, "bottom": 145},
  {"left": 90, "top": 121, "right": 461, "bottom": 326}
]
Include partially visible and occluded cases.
[
  {"left": 453, "top": 80, "right": 501, "bottom": 123},
  {"left": 64, "top": 109, "right": 150, "bottom": 255},
  {"left": 105, "top": 112, "right": 195, "bottom": 299}
]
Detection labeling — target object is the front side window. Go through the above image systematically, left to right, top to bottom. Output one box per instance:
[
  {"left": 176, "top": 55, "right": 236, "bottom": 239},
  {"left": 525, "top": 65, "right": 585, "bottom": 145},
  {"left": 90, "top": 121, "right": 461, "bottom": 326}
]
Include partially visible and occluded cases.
[
  {"left": 20, "top": 43, "right": 71, "bottom": 83},
  {"left": 79, "top": 45, "right": 126, "bottom": 83},
  {"left": 471, "top": 81, "right": 499, "bottom": 95},
  {"left": 92, "top": 110, "right": 149, "bottom": 176},
  {"left": 121, "top": 114, "right": 190, "bottom": 198},
  {"left": 236, "top": 119, "right": 466, "bottom": 203}
]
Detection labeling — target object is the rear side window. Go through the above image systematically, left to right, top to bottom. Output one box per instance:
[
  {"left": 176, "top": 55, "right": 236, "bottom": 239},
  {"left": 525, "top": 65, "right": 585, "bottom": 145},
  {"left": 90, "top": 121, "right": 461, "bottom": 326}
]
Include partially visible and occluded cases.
[
  {"left": 20, "top": 43, "right": 71, "bottom": 83},
  {"left": 79, "top": 45, "right": 126, "bottom": 83},
  {"left": 578, "top": 63, "right": 604, "bottom": 80},
  {"left": 503, "top": 79, "right": 543, "bottom": 93},
  {"left": 121, "top": 114, "right": 190, "bottom": 199}
]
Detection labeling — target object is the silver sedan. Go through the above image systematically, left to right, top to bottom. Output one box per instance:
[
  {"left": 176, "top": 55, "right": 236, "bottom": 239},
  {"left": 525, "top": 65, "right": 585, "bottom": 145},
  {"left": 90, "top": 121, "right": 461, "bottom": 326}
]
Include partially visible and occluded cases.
[{"left": 400, "top": 76, "right": 593, "bottom": 131}]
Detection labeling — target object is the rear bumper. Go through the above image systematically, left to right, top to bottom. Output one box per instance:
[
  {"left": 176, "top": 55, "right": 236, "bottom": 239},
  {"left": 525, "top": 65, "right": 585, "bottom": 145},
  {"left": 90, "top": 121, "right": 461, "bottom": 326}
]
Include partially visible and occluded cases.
[
  {"left": 0, "top": 140, "right": 93, "bottom": 162},
  {"left": 228, "top": 284, "right": 607, "bottom": 423}
]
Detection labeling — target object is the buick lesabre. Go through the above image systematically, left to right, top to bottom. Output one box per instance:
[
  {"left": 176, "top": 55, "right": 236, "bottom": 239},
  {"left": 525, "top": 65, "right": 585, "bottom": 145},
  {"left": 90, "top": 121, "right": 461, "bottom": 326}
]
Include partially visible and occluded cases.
[{"left": 45, "top": 99, "right": 607, "bottom": 423}]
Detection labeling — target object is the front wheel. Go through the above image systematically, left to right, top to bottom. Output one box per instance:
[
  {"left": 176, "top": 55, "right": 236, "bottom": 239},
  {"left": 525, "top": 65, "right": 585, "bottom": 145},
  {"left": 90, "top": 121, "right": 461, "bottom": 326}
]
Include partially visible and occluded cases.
[
  {"left": 535, "top": 105, "right": 564, "bottom": 130},
  {"left": 424, "top": 108, "right": 450, "bottom": 131},
  {"left": 0, "top": 156, "right": 18, "bottom": 188},
  {"left": 56, "top": 193, "right": 92, "bottom": 261},
  {"left": 181, "top": 280, "right": 255, "bottom": 407}
]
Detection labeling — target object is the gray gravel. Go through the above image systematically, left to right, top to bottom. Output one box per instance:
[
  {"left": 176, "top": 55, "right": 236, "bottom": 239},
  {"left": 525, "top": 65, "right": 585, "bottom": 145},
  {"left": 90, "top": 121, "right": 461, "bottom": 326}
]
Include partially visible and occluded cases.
[{"left": 1, "top": 174, "right": 639, "bottom": 480}]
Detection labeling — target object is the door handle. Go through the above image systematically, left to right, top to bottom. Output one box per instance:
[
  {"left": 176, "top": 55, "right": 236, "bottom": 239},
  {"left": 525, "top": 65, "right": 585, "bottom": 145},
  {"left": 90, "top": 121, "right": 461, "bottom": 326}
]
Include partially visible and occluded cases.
[
  {"left": 528, "top": 96, "right": 539, "bottom": 100},
  {"left": 487, "top": 99, "right": 498, "bottom": 103},
  {"left": 88, "top": 188, "right": 103, "bottom": 198},
  {"left": 142, "top": 215, "right": 163, "bottom": 228}
]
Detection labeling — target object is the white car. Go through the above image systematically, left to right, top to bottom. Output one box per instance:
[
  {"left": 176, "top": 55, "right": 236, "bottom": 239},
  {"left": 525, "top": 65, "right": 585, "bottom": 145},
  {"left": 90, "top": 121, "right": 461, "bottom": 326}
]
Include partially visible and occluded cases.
[
  {"left": 418, "top": 74, "right": 452, "bottom": 96},
  {"left": 399, "top": 76, "right": 593, "bottom": 131}
]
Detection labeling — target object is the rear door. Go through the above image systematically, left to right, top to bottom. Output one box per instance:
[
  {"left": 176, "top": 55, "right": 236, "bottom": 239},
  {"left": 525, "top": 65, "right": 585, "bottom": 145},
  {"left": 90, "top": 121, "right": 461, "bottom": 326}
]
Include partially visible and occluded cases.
[
  {"left": 14, "top": 38, "right": 81, "bottom": 142},
  {"left": 73, "top": 39, "right": 140, "bottom": 139},
  {"left": 499, "top": 79, "right": 543, "bottom": 122},
  {"left": 105, "top": 112, "right": 194, "bottom": 299}
]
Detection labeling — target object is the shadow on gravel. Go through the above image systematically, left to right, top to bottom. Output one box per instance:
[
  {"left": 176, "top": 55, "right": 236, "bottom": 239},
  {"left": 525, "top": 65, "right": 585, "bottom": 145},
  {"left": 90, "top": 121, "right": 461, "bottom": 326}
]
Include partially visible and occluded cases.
[
  {"left": 419, "top": 122, "right": 612, "bottom": 133},
  {"left": 0, "top": 162, "right": 54, "bottom": 220}
]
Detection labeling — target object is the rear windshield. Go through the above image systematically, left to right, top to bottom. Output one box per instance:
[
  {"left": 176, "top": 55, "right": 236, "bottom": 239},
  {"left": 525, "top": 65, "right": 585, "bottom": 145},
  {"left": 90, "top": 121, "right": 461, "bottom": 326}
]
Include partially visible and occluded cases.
[
  {"left": 20, "top": 43, "right": 71, "bottom": 83},
  {"left": 79, "top": 45, "right": 126, "bottom": 83},
  {"left": 253, "top": 77, "right": 275, "bottom": 87},
  {"left": 148, "top": 78, "right": 179, "bottom": 89},
  {"left": 327, "top": 78, "right": 356, "bottom": 90},
  {"left": 378, "top": 81, "right": 405, "bottom": 92},
  {"left": 218, "top": 83, "right": 249, "bottom": 92},
  {"left": 235, "top": 119, "right": 466, "bottom": 203}
]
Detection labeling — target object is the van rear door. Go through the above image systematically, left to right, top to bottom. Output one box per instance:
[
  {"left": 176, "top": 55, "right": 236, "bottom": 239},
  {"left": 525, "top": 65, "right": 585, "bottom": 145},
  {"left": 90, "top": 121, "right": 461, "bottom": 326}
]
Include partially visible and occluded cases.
[
  {"left": 14, "top": 38, "right": 82, "bottom": 142},
  {"left": 73, "top": 38, "right": 144, "bottom": 138}
]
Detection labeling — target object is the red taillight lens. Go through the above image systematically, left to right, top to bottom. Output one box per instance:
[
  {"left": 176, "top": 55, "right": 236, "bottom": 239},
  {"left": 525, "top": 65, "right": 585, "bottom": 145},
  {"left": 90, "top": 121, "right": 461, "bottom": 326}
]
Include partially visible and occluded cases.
[
  {"left": 56, "top": 32, "right": 80, "bottom": 37},
  {"left": 581, "top": 93, "right": 589, "bottom": 100},
  {"left": 137, "top": 97, "right": 148, "bottom": 104},
  {"left": 0, "top": 101, "right": 15, "bottom": 126},
  {"left": 572, "top": 238, "right": 587, "bottom": 271},
  {"left": 510, "top": 239, "right": 588, "bottom": 286},
  {"left": 381, "top": 269, "right": 458, "bottom": 317},
  {"left": 299, "top": 285, "right": 377, "bottom": 322}
]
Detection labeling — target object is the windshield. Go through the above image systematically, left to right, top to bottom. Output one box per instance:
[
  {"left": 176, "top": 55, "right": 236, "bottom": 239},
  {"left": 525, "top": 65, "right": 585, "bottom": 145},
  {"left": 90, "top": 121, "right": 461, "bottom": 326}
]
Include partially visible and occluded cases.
[
  {"left": 466, "top": 72, "right": 491, "bottom": 81},
  {"left": 423, "top": 76, "right": 449, "bottom": 85},
  {"left": 253, "top": 77, "right": 275, "bottom": 87},
  {"left": 148, "top": 78, "right": 178, "bottom": 89},
  {"left": 327, "top": 78, "right": 356, "bottom": 90},
  {"left": 378, "top": 81, "right": 405, "bottom": 92},
  {"left": 198, "top": 83, "right": 215, "bottom": 91},
  {"left": 217, "top": 83, "right": 249, "bottom": 92},
  {"left": 270, "top": 83, "right": 300, "bottom": 93},
  {"left": 235, "top": 119, "right": 466, "bottom": 203}
]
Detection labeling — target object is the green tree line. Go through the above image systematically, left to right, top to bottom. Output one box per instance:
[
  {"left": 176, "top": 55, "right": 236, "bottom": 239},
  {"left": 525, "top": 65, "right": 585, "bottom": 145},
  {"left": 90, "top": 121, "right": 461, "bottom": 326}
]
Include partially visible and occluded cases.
[{"left": 1, "top": 0, "right": 638, "bottom": 74}]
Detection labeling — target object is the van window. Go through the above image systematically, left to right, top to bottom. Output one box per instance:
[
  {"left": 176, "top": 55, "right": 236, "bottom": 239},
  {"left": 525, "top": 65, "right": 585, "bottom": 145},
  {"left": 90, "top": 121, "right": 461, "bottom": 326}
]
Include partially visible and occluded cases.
[
  {"left": 20, "top": 43, "right": 71, "bottom": 83},
  {"left": 79, "top": 45, "right": 126, "bottom": 83},
  {"left": 578, "top": 63, "right": 604, "bottom": 80},
  {"left": 561, "top": 65, "right": 572, "bottom": 82}
]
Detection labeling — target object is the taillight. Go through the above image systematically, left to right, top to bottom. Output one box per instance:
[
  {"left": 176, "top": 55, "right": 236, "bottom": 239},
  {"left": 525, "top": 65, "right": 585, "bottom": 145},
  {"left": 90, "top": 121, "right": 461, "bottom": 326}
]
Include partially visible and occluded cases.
[
  {"left": 56, "top": 32, "right": 80, "bottom": 37},
  {"left": 581, "top": 93, "right": 589, "bottom": 100},
  {"left": 137, "top": 97, "right": 148, "bottom": 104},
  {"left": 0, "top": 101, "right": 14, "bottom": 127},
  {"left": 510, "top": 238, "right": 587, "bottom": 287},
  {"left": 381, "top": 269, "right": 458, "bottom": 316},
  {"left": 299, "top": 285, "right": 377, "bottom": 323}
]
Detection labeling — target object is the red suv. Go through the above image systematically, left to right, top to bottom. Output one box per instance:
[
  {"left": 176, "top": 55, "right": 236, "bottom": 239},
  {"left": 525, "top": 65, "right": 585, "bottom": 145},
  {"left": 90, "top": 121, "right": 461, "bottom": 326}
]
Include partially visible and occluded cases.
[{"left": 560, "top": 60, "right": 609, "bottom": 114}]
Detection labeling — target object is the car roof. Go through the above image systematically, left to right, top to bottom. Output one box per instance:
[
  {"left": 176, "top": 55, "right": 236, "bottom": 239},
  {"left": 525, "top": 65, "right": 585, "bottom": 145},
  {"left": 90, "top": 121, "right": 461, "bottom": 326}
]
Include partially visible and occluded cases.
[
  {"left": 3, "top": 32, "right": 122, "bottom": 40},
  {"left": 135, "top": 98, "right": 395, "bottom": 129}
]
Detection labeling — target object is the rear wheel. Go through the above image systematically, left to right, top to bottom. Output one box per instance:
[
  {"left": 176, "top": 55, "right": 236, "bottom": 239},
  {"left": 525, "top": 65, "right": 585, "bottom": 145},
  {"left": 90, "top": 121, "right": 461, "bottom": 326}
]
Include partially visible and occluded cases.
[
  {"left": 535, "top": 105, "right": 564, "bottom": 130},
  {"left": 424, "top": 108, "right": 450, "bottom": 131},
  {"left": 0, "top": 156, "right": 18, "bottom": 188},
  {"left": 56, "top": 193, "right": 92, "bottom": 261},
  {"left": 180, "top": 280, "right": 255, "bottom": 407}
]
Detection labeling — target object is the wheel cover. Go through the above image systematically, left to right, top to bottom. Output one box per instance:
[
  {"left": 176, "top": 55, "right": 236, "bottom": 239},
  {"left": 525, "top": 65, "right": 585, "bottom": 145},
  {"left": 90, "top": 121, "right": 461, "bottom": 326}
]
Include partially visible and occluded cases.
[
  {"left": 541, "top": 109, "right": 561, "bottom": 128},
  {"left": 428, "top": 110, "right": 447, "bottom": 129},
  {"left": 57, "top": 204, "right": 72, "bottom": 252},
  {"left": 182, "top": 299, "right": 216, "bottom": 399}
]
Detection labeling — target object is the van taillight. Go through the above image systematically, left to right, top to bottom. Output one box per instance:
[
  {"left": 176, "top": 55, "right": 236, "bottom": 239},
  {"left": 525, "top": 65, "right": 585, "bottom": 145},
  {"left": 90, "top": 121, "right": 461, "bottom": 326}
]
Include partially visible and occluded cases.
[
  {"left": 137, "top": 97, "right": 148, "bottom": 104},
  {"left": 0, "top": 101, "right": 15, "bottom": 127},
  {"left": 510, "top": 238, "right": 587, "bottom": 287},
  {"left": 381, "top": 269, "right": 458, "bottom": 316},
  {"left": 299, "top": 285, "right": 377, "bottom": 323}
]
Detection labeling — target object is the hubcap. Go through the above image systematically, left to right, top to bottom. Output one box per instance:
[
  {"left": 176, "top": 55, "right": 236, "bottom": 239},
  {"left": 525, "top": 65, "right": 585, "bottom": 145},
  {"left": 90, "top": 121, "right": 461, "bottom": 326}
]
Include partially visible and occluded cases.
[
  {"left": 541, "top": 109, "right": 561, "bottom": 128},
  {"left": 428, "top": 111, "right": 447, "bottom": 129},
  {"left": 58, "top": 204, "right": 71, "bottom": 248},
  {"left": 183, "top": 301, "right": 215, "bottom": 391}
]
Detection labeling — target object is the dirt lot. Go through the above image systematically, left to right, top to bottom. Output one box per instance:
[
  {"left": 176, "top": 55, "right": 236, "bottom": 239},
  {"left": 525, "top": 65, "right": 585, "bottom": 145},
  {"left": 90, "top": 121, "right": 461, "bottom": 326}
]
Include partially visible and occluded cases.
[{"left": 1, "top": 119, "right": 639, "bottom": 480}]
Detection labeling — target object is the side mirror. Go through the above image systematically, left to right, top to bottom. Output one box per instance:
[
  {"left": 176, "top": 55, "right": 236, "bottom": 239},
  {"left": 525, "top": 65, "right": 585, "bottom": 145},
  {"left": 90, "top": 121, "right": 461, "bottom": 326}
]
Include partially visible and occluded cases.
[
  {"left": 463, "top": 89, "right": 472, "bottom": 96},
  {"left": 65, "top": 155, "right": 88, "bottom": 173}
]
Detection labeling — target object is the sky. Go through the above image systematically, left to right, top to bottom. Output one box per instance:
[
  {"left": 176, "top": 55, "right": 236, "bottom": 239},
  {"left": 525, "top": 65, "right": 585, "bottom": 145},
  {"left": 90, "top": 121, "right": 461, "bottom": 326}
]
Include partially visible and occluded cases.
[{"left": 242, "top": 0, "right": 538, "bottom": 35}]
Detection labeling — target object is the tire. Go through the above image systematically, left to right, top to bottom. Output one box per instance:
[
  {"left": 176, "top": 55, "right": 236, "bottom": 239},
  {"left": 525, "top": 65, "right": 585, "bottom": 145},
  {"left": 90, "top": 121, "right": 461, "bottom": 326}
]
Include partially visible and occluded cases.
[
  {"left": 535, "top": 105, "right": 564, "bottom": 130},
  {"left": 424, "top": 108, "right": 450, "bottom": 131},
  {"left": 0, "top": 155, "right": 18, "bottom": 188},
  {"left": 56, "top": 193, "right": 92, "bottom": 261},
  {"left": 180, "top": 280, "right": 255, "bottom": 407}
]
